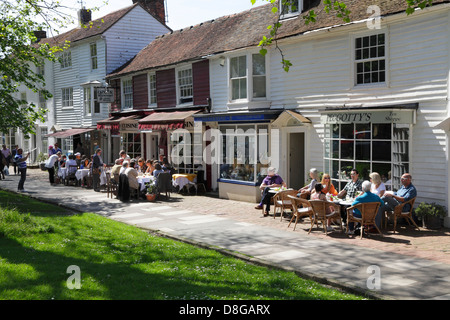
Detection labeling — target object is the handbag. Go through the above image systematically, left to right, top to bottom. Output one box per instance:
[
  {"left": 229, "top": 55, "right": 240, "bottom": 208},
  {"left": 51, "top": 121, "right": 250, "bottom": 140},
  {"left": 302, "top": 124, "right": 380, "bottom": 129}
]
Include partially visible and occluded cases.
[{"left": 92, "top": 167, "right": 100, "bottom": 175}]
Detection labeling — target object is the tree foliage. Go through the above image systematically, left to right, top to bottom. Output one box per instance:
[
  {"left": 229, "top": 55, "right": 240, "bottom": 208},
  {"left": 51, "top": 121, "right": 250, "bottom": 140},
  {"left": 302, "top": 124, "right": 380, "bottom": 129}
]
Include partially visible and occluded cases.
[{"left": 0, "top": 0, "right": 101, "bottom": 137}]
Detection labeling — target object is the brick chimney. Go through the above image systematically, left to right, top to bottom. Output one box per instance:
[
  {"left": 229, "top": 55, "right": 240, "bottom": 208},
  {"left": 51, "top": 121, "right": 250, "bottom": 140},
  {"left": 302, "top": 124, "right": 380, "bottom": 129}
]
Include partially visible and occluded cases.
[
  {"left": 133, "top": 0, "right": 166, "bottom": 24},
  {"left": 78, "top": 8, "right": 92, "bottom": 27}
]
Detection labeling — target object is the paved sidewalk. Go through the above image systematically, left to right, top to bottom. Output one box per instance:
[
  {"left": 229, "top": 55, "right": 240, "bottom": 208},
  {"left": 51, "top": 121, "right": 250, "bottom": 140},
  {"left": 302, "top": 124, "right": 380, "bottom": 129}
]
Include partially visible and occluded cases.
[{"left": 1, "top": 169, "right": 450, "bottom": 300}]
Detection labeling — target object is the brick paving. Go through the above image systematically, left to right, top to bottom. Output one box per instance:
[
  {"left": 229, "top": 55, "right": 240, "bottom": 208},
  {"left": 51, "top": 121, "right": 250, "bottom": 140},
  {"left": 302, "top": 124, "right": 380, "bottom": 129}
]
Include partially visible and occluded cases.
[{"left": 8, "top": 168, "right": 450, "bottom": 265}]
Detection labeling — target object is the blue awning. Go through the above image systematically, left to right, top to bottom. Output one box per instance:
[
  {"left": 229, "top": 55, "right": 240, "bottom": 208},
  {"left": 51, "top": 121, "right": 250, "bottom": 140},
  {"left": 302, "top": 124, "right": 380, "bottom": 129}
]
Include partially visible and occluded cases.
[{"left": 194, "top": 110, "right": 281, "bottom": 123}]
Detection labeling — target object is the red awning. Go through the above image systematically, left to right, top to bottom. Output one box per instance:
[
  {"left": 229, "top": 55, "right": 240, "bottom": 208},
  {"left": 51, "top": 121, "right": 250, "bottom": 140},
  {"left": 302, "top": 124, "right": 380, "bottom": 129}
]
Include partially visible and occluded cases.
[
  {"left": 138, "top": 110, "right": 200, "bottom": 130},
  {"left": 96, "top": 115, "right": 139, "bottom": 130},
  {"left": 47, "top": 128, "right": 95, "bottom": 138}
]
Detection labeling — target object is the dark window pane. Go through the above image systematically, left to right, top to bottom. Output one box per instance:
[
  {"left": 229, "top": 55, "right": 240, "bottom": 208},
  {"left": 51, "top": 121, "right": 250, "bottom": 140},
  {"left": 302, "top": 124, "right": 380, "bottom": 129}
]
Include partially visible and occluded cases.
[
  {"left": 378, "top": 33, "right": 385, "bottom": 45},
  {"left": 370, "top": 35, "right": 377, "bottom": 46},
  {"left": 363, "top": 36, "right": 369, "bottom": 47},
  {"left": 356, "top": 38, "right": 362, "bottom": 49},
  {"left": 378, "top": 46, "right": 385, "bottom": 57},
  {"left": 370, "top": 47, "right": 377, "bottom": 58},
  {"left": 363, "top": 48, "right": 369, "bottom": 59},
  {"left": 356, "top": 49, "right": 362, "bottom": 60},
  {"left": 357, "top": 62, "right": 363, "bottom": 73},
  {"left": 380, "top": 71, "right": 385, "bottom": 82},
  {"left": 372, "top": 72, "right": 379, "bottom": 83},
  {"left": 357, "top": 74, "right": 364, "bottom": 84},
  {"left": 355, "top": 123, "right": 371, "bottom": 139},
  {"left": 332, "top": 124, "right": 339, "bottom": 138},
  {"left": 340, "top": 124, "right": 354, "bottom": 139},
  {"left": 373, "top": 124, "right": 391, "bottom": 139},
  {"left": 332, "top": 140, "right": 339, "bottom": 158},
  {"left": 340, "top": 140, "right": 354, "bottom": 159},
  {"left": 355, "top": 141, "right": 370, "bottom": 161},
  {"left": 372, "top": 141, "right": 391, "bottom": 161},
  {"left": 355, "top": 162, "right": 370, "bottom": 180}
]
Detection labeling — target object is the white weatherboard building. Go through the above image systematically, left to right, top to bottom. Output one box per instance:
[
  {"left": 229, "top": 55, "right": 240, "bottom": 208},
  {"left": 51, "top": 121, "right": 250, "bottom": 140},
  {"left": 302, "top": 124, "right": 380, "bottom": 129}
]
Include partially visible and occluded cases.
[
  {"left": 6, "top": 0, "right": 169, "bottom": 163},
  {"left": 193, "top": 1, "right": 450, "bottom": 227}
]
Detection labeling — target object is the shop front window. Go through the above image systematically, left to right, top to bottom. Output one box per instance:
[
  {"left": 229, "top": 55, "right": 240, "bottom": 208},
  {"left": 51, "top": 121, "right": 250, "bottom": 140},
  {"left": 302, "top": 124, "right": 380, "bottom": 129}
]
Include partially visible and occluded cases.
[
  {"left": 324, "top": 122, "right": 409, "bottom": 192},
  {"left": 219, "top": 124, "right": 269, "bottom": 183},
  {"left": 122, "top": 133, "right": 141, "bottom": 159}
]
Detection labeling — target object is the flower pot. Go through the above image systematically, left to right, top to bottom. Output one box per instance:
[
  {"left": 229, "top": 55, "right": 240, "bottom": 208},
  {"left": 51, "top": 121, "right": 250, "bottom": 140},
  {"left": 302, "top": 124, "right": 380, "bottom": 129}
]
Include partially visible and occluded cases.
[
  {"left": 146, "top": 193, "right": 157, "bottom": 202},
  {"left": 423, "top": 215, "right": 442, "bottom": 230}
]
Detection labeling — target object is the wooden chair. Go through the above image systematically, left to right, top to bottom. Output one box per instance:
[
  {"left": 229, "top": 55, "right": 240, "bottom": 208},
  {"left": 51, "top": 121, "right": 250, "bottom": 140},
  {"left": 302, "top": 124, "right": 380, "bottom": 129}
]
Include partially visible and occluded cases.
[
  {"left": 106, "top": 173, "right": 117, "bottom": 199},
  {"left": 273, "top": 189, "right": 298, "bottom": 220},
  {"left": 287, "top": 195, "right": 314, "bottom": 231},
  {"left": 384, "top": 197, "right": 419, "bottom": 233},
  {"left": 308, "top": 200, "right": 343, "bottom": 235},
  {"left": 346, "top": 202, "right": 382, "bottom": 239}
]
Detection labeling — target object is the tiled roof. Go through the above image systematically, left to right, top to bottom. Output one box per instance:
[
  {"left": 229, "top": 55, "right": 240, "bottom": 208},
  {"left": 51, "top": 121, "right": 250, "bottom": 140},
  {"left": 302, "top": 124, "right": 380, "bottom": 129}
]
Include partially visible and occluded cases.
[
  {"left": 107, "top": 0, "right": 449, "bottom": 78},
  {"left": 38, "top": 4, "right": 139, "bottom": 47}
]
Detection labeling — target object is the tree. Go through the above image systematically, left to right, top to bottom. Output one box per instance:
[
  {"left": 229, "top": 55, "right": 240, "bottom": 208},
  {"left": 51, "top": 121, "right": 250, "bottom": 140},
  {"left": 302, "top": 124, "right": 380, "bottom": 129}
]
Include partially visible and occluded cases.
[
  {"left": 0, "top": 0, "right": 102, "bottom": 138},
  {"left": 252, "top": 0, "right": 434, "bottom": 72}
]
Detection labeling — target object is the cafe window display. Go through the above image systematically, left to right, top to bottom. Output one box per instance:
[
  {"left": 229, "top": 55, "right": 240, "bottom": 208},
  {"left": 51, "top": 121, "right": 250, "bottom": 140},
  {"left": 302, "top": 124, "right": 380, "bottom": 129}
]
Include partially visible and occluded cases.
[
  {"left": 323, "top": 122, "right": 409, "bottom": 192},
  {"left": 219, "top": 124, "right": 269, "bottom": 183},
  {"left": 122, "top": 133, "right": 141, "bottom": 160}
]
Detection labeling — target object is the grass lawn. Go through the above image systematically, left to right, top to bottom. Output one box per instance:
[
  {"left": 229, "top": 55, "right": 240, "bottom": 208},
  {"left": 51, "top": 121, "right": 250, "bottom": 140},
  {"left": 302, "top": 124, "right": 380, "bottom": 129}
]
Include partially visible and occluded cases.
[{"left": 0, "top": 190, "right": 366, "bottom": 300}]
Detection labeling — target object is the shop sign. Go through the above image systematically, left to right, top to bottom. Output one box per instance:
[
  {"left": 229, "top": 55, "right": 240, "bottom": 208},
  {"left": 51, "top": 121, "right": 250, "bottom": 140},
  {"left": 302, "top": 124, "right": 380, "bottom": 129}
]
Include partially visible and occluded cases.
[
  {"left": 97, "top": 88, "right": 114, "bottom": 103},
  {"left": 321, "top": 110, "right": 415, "bottom": 124},
  {"left": 120, "top": 122, "right": 139, "bottom": 132}
]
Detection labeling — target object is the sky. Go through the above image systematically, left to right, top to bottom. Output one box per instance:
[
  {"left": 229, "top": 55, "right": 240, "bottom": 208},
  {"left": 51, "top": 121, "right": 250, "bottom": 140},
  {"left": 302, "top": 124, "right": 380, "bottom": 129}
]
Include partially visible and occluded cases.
[{"left": 59, "top": 0, "right": 266, "bottom": 32}]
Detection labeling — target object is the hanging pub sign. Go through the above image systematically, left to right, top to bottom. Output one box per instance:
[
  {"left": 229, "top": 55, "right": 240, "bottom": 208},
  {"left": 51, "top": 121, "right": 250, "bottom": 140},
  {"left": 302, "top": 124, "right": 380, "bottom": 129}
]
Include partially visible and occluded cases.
[
  {"left": 97, "top": 88, "right": 114, "bottom": 103},
  {"left": 321, "top": 109, "right": 415, "bottom": 124}
]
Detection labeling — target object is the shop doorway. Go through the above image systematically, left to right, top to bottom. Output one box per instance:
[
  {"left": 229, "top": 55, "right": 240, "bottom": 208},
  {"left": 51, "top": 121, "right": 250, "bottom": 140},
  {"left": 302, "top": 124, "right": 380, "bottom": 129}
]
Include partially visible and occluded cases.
[
  {"left": 288, "top": 132, "right": 305, "bottom": 189},
  {"left": 146, "top": 133, "right": 159, "bottom": 161}
]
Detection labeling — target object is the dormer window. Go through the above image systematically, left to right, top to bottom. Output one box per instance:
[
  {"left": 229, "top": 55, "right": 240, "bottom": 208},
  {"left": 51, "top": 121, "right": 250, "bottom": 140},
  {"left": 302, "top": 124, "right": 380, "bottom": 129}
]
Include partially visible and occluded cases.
[{"left": 280, "top": 0, "right": 299, "bottom": 17}]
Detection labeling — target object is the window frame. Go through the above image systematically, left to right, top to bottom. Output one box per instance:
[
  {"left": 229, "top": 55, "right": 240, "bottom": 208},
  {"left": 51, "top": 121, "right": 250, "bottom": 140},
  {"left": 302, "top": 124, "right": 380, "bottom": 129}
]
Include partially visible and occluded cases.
[
  {"left": 280, "top": 0, "right": 300, "bottom": 19},
  {"left": 352, "top": 29, "right": 389, "bottom": 87},
  {"left": 90, "top": 42, "right": 98, "bottom": 71},
  {"left": 60, "top": 51, "right": 72, "bottom": 69},
  {"left": 228, "top": 52, "right": 268, "bottom": 103},
  {"left": 176, "top": 65, "right": 194, "bottom": 106},
  {"left": 148, "top": 72, "right": 157, "bottom": 106},
  {"left": 121, "top": 78, "right": 133, "bottom": 110},
  {"left": 61, "top": 87, "right": 73, "bottom": 109}
]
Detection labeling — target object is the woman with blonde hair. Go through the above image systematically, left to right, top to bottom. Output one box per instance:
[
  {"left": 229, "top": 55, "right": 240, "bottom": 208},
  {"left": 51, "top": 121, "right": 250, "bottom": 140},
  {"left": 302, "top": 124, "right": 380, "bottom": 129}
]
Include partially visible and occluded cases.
[
  {"left": 369, "top": 172, "right": 386, "bottom": 197},
  {"left": 320, "top": 173, "right": 338, "bottom": 196}
]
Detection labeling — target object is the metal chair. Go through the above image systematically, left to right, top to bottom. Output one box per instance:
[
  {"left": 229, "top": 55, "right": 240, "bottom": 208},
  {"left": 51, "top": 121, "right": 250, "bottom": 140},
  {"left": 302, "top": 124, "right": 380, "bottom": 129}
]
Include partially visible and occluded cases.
[{"left": 347, "top": 202, "right": 382, "bottom": 239}]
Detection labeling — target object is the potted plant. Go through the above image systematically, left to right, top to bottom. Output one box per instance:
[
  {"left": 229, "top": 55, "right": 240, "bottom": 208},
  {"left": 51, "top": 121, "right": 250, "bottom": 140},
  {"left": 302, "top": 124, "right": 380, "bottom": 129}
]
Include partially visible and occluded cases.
[
  {"left": 37, "top": 152, "right": 48, "bottom": 171},
  {"left": 146, "top": 181, "right": 157, "bottom": 201},
  {"left": 415, "top": 202, "right": 447, "bottom": 230}
]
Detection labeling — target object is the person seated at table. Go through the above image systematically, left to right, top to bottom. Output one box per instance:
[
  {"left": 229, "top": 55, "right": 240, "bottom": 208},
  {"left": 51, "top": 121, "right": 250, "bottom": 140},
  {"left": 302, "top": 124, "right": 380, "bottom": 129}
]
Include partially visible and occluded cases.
[
  {"left": 74, "top": 152, "right": 82, "bottom": 167},
  {"left": 59, "top": 154, "right": 67, "bottom": 168},
  {"left": 66, "top": 155, "right": 78, "bottom": 174},
  {"left": 80, "top": 156, "right": 90, "bottom": 169},
  {"left": 137, "top": 158, "right": 146, "bottom": 174},
  {"left": 111, "top": 159, "right": 123, "bottom": 183},
  {"left": 125, "top": 159, "right": 140, "bottom": 195},
  {"left": 144, "top": 159, "right": 155, "bottom": 175},
  {"left": 120, "top": 161, "right": 129, "bottom": 175},
  {"left": 153, "top": 163, "right": 164, "bottom": 179},
  {"left": 255, "top": 167, "right": 286, "bottom": 217},
  {"left": 297, "top": 168, "right": 319, "bottom": 199},
  {"left": 337, "top": 169, "right": 362, "bottom": 200},
  {"left": 369, "top": 172, "right": 386, "bottom": 197},
  {"left": 320, "top": 173, "right": 338, "bottom": 196},
  {"left": 379, "top": 173, "right": 417, "bottom": 216},
  {"left": 347, "top": 180, "right": 384, "bottom": 235},
  {"left": 310, "top": 183, "right": 326, "bottom": 201},
  {"left": 311, "top": 183, "right": 337, "bottom": 231}
]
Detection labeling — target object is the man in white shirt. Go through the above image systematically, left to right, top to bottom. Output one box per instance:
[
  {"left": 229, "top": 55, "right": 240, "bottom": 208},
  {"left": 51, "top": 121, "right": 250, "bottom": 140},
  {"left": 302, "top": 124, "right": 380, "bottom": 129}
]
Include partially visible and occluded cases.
[{"left": 45, "top": 153, "right": 60, "bottom": 185}]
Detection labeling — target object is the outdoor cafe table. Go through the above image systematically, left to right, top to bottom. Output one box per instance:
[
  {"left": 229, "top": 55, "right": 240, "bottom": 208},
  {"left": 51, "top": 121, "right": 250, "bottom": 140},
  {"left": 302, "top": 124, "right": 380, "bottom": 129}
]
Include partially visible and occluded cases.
[
  {"left": 58, "top": 167, "right": 68, "bottom": 180},
  {"left": 75, "top": 169, "right": 90, "bottom": 182},
  {"left": 172, "top": 173, "right": 197, "bottom": 191},
  {"left": 137, "top": 175, "right": 155, "bottom": 192}
]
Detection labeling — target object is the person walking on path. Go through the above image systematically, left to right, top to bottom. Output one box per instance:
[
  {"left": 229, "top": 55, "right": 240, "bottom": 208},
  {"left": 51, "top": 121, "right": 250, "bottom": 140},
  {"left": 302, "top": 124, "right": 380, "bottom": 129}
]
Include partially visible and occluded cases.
[
  {"left": 11, "top": 145, "right": 19, "bottom": 175},
  {"left": 14, "top": 148, "right": 30, "bottom": 192}
]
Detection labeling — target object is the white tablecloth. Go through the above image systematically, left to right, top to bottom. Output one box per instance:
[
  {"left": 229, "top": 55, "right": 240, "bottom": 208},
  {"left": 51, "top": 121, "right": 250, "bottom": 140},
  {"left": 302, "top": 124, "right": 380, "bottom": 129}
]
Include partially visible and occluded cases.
[
  {"left": 58, "top": 167, "right": 68, "bottom": 179},
  {"left": 75, "top": 169, "right": 90, "bottom": 181},
  {"left": 138, "top": 175, "right": 156, "bottom": 192},
  {"left": 172, "top": 175, "right": 197, "bottom": 191}
]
